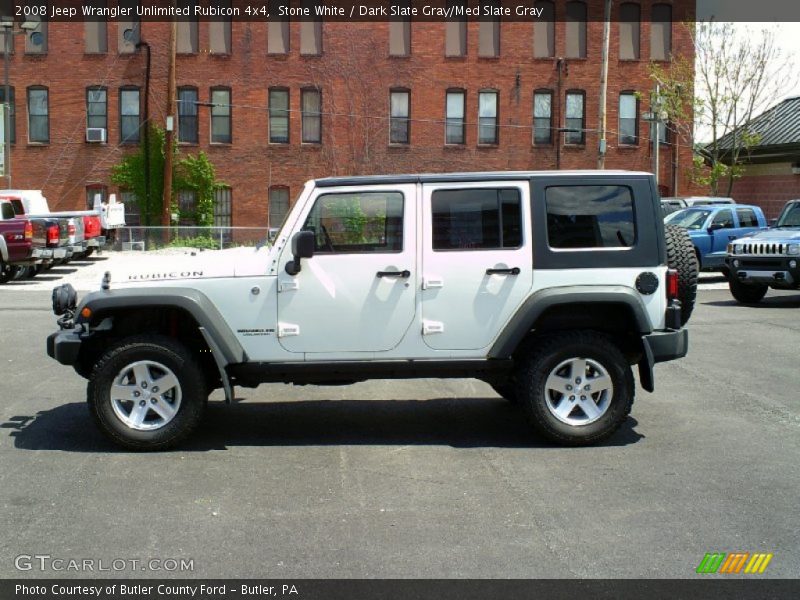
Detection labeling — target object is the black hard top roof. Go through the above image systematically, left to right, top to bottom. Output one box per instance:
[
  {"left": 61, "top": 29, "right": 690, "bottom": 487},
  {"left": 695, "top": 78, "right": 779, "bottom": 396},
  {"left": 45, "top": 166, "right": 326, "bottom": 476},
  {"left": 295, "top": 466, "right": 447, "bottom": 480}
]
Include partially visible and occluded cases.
[{"left": 314, "top": 170, "right": 653, "bottom": 187}]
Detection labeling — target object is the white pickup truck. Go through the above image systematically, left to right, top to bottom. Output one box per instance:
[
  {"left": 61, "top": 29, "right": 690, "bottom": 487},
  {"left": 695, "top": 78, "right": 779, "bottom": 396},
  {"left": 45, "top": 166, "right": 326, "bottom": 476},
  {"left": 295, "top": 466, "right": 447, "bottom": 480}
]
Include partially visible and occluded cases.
[{"left": 1, "top": 189, "right": 126, "bottom": 258}]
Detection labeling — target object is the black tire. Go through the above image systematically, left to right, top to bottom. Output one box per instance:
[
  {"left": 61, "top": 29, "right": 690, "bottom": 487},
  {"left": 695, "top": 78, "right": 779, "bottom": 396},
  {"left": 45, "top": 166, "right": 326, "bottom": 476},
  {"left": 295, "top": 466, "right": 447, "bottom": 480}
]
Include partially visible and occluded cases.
[
  {"left": 664, "top": 224, "right": 698, "bottom": 325},
  {"left": 83, "top": 247, "right": 94, "bottom": 258},
  {"left": 0, "top": 261, "right": 21, "bottom": 283},
  {"left": 728, "top": 278, "right": 768, "bottom": 304},
  {"left": 515, "top": 331, "right": 634, "bottom": 446},
  {"left": 87, "top": 335, "right": 207, "bottom": 451},
  {"left": 490, "top": 382, "right": 519, "bottom": 404}
]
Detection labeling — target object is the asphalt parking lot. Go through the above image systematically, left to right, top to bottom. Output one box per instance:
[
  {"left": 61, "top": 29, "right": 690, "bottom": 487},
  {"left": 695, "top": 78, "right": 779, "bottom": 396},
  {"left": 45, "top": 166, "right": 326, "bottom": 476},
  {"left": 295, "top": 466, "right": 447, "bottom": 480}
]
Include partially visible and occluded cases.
[{"left": 0, "top": 272, "right": 798, "bottom": 579}]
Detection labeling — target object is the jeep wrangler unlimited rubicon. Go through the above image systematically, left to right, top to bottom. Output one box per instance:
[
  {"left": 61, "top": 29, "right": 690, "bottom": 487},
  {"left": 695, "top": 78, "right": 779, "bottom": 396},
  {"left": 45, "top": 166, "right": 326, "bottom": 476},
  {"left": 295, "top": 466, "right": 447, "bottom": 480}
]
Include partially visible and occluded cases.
[{"left": 47, "top": 171, "right": 696, "bottom": 450}]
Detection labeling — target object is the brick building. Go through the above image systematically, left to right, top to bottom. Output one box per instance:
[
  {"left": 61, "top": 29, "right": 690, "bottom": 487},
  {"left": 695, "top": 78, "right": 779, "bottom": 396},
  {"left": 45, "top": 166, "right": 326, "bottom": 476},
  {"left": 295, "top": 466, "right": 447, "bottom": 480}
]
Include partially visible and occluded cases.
[
  {"left": 2, "top": 0, "right": 695, "bottom": 228},
  {"left": 716, "top": 96, "right": 800, "bottom": 219}
]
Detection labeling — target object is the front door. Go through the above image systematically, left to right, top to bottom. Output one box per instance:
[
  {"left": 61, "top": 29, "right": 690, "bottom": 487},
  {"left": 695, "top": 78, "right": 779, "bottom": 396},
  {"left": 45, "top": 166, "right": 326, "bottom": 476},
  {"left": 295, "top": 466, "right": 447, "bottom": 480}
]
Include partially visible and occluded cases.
[
  {"left": 420, "top": 182, "right": 533, "bottom": 351},
  {"left": 276, "top": 185, "right": 417, "bottom": 354}
]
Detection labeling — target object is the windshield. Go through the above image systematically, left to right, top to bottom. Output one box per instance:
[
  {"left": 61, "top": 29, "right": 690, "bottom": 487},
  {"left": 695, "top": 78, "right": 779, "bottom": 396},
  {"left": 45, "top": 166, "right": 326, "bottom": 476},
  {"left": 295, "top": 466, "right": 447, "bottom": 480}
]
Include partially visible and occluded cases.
[
  {"left": 775, "top": 203, "right": 800, "bottom": 227},
  {"left": 664, "top": 208, "right": 712, "bottom": 230}
]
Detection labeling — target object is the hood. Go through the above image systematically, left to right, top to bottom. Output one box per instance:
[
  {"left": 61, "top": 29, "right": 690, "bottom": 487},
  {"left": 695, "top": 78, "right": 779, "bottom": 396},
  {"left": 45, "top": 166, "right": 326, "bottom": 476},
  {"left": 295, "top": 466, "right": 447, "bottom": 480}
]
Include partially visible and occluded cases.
[
  {"left": 735, "top": 228, "right": 800, "bottom": 244},
  {"left": 111, "top": 245, "right": 273, "bottom": 286}
]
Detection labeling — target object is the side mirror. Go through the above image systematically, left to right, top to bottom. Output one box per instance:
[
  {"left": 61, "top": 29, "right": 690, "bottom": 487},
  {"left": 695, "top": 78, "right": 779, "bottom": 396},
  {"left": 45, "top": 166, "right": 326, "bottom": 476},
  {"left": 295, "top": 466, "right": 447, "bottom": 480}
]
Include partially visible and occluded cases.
[
  {"left": 707, "top": 222, "right": 723, "bottom": 232},
  {"left": 285, "top": 230, "right": 315, "bottom": 275}
]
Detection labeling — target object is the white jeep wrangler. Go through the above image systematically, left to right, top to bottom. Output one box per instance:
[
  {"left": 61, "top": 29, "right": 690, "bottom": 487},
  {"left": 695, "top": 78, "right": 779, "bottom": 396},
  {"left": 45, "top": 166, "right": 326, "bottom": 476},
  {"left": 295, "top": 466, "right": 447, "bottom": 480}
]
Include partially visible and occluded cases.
[{"left": 47, "top": 171, "right": 696, "bottom": 450}]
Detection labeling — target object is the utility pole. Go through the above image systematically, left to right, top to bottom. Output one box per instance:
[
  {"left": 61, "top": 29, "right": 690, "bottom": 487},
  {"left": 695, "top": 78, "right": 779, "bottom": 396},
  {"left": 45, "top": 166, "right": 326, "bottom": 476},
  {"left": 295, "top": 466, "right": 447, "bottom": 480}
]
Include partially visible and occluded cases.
[
  {"left": 597, "top": 0, "right": 611, "bottom": 169},
  {"left": 162, "top": 20, "right": 177, "bottom": 227},
  {"left": 3, "top": 26, "right": 10, "bottom": 188},
  {"left": 652, "top": 84, "right": 661, "bottom": 189}
]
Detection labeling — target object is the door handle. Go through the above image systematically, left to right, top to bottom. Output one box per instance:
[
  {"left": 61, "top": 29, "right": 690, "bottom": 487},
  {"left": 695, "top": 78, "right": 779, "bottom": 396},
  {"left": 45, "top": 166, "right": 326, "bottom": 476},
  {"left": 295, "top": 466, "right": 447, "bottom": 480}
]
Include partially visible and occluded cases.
[
  {"left": 486, "top": 267, "right": 520, "bottom": 275},
  {"left": 377, "top": 270, "right": 410, "bottom": 278}
]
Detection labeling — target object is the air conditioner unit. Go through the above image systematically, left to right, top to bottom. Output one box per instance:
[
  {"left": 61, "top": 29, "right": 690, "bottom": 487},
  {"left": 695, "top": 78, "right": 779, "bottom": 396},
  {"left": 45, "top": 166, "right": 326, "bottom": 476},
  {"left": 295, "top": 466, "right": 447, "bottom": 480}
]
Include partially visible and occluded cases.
[{"left": 86, "top": 128, "right": 107, "bottom": 143}]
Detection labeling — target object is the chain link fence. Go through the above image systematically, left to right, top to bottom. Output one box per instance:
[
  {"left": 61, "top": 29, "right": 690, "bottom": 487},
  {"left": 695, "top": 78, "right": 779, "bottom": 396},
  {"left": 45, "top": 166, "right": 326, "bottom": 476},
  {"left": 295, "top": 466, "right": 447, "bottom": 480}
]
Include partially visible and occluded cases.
[{"left": 108, "top": 226, "right": 273, "bottom": 252}]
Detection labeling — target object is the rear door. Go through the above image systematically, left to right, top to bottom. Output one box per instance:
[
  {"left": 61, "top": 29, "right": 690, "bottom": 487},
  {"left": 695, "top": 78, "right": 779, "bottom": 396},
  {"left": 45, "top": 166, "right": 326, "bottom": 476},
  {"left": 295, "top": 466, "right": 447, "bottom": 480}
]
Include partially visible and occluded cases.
[
  {"left": 420, "top": 181, "right": 533, "bottom": 350},
  {"left": 735, "top": 207, "right": 762, "bottom": 237}
]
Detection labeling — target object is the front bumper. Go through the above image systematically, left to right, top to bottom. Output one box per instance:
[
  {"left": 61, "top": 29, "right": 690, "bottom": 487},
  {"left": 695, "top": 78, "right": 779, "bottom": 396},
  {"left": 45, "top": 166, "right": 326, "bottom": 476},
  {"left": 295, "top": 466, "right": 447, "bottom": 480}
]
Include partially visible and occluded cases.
[
  {"left": 725, "top": 256, "right": 800, "bottom": 287},
  {"left": 46, "top": 329, "right": 83, "bottom": 365}
]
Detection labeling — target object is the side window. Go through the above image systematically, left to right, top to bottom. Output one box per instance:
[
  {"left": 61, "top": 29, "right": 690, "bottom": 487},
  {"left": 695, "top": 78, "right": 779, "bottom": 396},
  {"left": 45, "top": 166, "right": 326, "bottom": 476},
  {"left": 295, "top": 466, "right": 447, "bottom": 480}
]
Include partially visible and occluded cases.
[
  {"left": 546, "top": 185, "right": 636, "bottom": 248},
  {"left": 432, "top": 188, "right": 522, "bottom": 251},
  {"left": 302, "top": 192, "right": 404, "bottom": 254},
  {"left": 1, "top": 203, "right": 14, "bottom": 220},
  {"left": 736, "top": 208, "right": 757, "bottom": 227},
  {"left": 711, "top": 209, "right": 734, "bottom": 229}
]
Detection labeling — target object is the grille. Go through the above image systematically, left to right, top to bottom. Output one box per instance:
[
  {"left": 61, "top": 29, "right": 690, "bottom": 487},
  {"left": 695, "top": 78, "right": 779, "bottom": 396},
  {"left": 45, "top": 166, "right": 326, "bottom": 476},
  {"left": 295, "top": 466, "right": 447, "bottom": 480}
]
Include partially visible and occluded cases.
[{"left": 738, "top": 242, "right": 785, "bottom": 256}]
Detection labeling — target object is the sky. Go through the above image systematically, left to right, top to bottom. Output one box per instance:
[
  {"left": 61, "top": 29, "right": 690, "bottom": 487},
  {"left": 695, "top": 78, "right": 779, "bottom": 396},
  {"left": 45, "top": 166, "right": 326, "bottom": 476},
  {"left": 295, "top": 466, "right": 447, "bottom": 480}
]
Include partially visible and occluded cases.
[{"left": 693, "top": 22, "right": 800, "bottom": 143}]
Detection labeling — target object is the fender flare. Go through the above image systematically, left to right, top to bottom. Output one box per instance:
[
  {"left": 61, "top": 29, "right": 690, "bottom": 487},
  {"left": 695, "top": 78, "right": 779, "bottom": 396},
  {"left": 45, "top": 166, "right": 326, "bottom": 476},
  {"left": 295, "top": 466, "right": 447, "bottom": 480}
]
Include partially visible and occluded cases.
[
  {"left": 488, "top": 285, "right": 652, "bottom": 359},
  {"left": 76, "top": 287, "right": 247, "bottom": 366}
]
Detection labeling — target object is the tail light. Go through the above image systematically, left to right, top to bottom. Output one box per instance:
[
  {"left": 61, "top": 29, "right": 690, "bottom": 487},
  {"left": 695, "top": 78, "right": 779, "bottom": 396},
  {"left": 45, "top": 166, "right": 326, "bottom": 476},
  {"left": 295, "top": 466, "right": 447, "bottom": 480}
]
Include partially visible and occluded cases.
[
  {"left": 24, "top": 220, "right": 33, "bottom": 241},
  {"left": 67, "top": 223, "right": 76, "bottom": 236},
  {"left": 48, "top": 224, "right": 59, "bottom": 245},
  {"left": 666, "top": 269, "right": 679, "bottom": 301}
]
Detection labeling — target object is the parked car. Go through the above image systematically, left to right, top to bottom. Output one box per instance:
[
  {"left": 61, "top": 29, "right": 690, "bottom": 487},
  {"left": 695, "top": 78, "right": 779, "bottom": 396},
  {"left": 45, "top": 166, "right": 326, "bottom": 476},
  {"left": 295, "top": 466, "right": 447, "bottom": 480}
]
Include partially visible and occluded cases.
[
  {"left": 48, "top": 170, "right": 694, "bottom": 450},
  {"left": 1, "top": 189, "right": 125, "bottom": 259},
  {"left": 660, "top": 198, "right": 687, "bottom": 217},
  {"left": 724, "top": 199, "right": 800, "bottom": 303},
  {"left": 0, "top": 201, "right": 59, "bottom": 282},
  {"left": 665, "top": 204, "right": 767, "bottom": 270}
]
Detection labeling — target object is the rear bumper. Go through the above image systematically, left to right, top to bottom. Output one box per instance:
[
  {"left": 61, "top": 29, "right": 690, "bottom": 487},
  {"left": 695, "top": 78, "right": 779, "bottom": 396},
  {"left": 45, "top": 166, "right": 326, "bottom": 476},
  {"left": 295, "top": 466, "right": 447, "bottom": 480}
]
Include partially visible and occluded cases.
[
  {"left": 86, "top": 236, "right": 106, "bottom": 248},
  {"left": 31, "top": 248, "right": 54, "bottom": 260},
  {"left": 638, "top": 328, "right": 689, "bottom": 393},
  {"left": 644, "top": 328, "right": 689, "bottom": 363},
  {"left": 46, "top": 329, "right": 83, "bottom": 366}
]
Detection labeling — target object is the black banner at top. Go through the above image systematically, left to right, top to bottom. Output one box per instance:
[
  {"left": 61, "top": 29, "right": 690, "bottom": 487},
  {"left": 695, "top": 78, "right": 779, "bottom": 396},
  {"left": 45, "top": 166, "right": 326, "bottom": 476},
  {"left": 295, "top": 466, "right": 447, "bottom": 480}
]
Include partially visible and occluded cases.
[{"left": 1, "top": 0, "right": 798, "bottom": 23}]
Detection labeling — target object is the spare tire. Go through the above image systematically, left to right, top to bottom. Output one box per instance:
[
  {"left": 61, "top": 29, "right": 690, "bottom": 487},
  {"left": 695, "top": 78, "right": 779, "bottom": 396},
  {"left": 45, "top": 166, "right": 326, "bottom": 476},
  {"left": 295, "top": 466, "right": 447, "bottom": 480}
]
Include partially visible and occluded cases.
[{"left": 664, "top": 225, "right": 698, "bottom": 325}]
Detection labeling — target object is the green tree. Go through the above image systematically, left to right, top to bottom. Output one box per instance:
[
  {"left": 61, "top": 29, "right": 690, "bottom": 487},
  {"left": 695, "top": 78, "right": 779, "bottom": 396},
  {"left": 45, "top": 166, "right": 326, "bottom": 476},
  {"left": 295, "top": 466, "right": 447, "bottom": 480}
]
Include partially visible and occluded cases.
[
  {"left": 651, "top": 22, "right": 795, "bottom": 196},
  {"left": 110, "top": 125, "right": 170, "bottom": 226},
  {"left": 111, "top": 126, "right": 225, "bottom": 227},
  {"left": 174, "top": 152, "right": 225, "bottom": 227}
]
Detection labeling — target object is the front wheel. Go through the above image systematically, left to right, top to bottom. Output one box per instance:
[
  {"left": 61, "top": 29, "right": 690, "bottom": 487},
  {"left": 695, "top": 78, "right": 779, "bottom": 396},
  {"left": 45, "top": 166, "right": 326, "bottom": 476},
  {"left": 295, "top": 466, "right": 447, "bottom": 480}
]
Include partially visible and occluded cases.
[
  {"left": 728, "top": 278, "right": 768, "bottom": 304},
  {"left": 515, "top": 331, "right": 634, "bottom": 446},
  {"left": 87, "top": 335, "right": 207, "bottom": 450}
]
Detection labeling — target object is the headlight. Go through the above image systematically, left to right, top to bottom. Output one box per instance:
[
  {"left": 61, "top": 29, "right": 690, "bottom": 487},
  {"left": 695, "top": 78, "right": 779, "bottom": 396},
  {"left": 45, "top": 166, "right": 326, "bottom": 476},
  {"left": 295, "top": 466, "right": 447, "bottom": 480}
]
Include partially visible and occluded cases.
[{"left": 787, "top": 244, "right": 800, "bottom": 256}]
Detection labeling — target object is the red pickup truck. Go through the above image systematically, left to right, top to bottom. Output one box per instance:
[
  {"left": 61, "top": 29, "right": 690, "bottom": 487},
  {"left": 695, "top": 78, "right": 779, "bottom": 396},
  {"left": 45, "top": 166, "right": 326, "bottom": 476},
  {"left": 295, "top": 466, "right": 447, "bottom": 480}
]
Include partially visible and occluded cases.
[{"left": 0, "top": 201, "right": 62, "bottom": 282}]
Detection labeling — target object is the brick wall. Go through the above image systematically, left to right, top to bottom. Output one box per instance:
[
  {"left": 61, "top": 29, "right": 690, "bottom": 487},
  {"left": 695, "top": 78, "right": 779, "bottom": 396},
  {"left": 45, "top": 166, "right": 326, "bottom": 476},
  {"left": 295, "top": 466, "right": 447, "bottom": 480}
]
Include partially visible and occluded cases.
[
  {"left": 4, "top": 1, "right": 695, "bottom": 226},
  {"left": 731, "top": 165, "right": 800, "bottom": 219}
]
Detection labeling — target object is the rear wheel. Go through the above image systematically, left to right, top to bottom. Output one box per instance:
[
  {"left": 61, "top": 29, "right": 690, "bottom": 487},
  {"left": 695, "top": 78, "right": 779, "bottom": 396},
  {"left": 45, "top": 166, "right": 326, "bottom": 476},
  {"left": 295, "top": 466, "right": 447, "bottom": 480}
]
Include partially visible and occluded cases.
[
  {"left": 665, "top": 225, "right": 698, "bottom": 325},
  {"left": 0, "top": 261, "right": 21, "bottom": 283},
  {"left": 728, "top": 278, "right": 768, "bottom": 304},
  {"left": 515, "top": 331, "right": 634, "bottom": 446},
  {"left": 88, "top": 335, "right": 207, "bottom": 451}
]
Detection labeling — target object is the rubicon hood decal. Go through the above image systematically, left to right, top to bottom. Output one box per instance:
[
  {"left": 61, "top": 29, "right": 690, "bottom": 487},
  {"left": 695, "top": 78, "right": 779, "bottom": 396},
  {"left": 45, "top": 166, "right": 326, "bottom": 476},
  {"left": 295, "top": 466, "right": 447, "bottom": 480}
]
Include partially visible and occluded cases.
[{"left": 127, "top": 271, "right": 205, "bottom": 280}]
